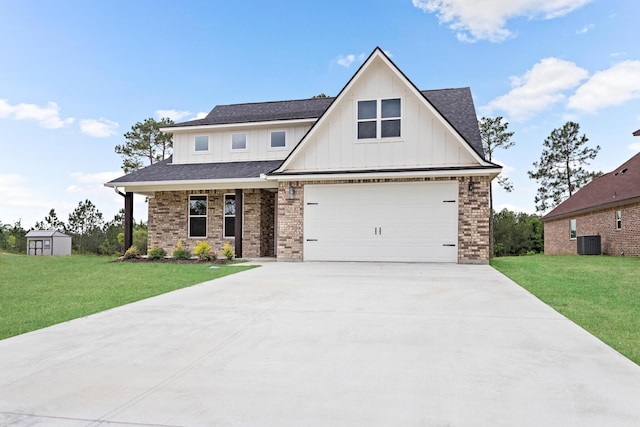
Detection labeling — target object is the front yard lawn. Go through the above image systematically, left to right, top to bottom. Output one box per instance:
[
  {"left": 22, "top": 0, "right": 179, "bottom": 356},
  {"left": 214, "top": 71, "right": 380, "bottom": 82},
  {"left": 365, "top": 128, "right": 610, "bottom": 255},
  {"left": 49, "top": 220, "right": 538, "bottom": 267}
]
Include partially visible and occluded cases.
[
  {"left": 0, "top": 253, "right": 256, "bottom": 340},
  {"left": 491, "top": 255, "right": 640, "bottom": 365}
]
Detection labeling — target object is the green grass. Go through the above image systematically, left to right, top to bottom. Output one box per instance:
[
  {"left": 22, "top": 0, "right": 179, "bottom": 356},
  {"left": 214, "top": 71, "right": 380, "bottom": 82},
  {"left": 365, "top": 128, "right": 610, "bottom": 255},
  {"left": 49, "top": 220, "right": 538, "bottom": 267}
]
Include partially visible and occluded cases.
[
  {"left": 0, "top": 253, "right": 256, "bottom": 340},
  {"left": 491, "top": 254, "right": 640, "bottom": 364}
]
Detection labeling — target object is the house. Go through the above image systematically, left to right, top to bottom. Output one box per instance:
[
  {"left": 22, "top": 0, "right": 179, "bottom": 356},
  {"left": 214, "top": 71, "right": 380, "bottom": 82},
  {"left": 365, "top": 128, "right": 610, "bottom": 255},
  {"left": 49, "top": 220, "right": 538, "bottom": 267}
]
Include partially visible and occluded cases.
[
  {"left": 105, "top": 48, "right": 501, "bottom": 263},
  {"left": 542, "top": 151, "right": 640, "bottom": 256},
  {"left": 25, "top": 230, "right": 72, "bottom": 256}
]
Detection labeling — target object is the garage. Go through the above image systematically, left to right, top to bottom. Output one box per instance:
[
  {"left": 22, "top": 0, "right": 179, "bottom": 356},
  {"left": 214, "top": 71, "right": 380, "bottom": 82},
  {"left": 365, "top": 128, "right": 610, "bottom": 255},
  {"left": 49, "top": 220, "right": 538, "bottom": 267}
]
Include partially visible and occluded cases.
[{"left": 303, "top": 181, "right": 459, "bottom": 262}]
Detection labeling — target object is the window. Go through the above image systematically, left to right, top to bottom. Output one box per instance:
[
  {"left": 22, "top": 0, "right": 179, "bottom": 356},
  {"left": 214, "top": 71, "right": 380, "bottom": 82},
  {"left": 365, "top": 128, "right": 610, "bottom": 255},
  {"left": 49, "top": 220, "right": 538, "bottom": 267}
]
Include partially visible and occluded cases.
[
  {"left": 357, "top": 98, "right": 401, "bottom": 139},
  {"left": 270, "top": 131, "right": 286, "bottom": 148},
  {"left": 232, "top": 133, "right": 246, "bottom": 150},
  {"left": 195, "top": 136, "right": 209, "bottom": 152},
  {"left": 224, "top": 194, "right": 236, "bottom": 238},
  {"left": 189, "top": 195, "right": 207, "bottom": 237},
  {"left": 616, "top": 210, "right": 622, "bottom": 229},
  {"left": 569, "top": 219, "right": 577, "bottom": 239},
  {"left": 44, "top": 240, "right": 50, "bottom": 249}
]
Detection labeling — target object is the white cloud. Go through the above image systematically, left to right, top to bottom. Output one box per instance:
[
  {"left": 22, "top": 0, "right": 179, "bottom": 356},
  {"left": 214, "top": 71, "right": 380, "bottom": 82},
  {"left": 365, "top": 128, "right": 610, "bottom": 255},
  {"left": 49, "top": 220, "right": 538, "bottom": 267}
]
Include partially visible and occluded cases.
[
  {"left": 412, "top": 0, "right": 591, "bottom": 42},
  {"left": 576, "top": 24, "right": 594, "bottom": 34},
  {"left": 335, "top": 53, "right": 366, "bottom": 68},
  {"left": 482, "top": 57, "right": 589, "bottom": 121},
  {"left": 567, "top": 60, "right": 640, "bottom": 113},
  {"left": 0, "top": 99, "right": 74, "bottom": 129},
  {"left": 155, "top": 109, "right": 192, "bottom": 121},
  {"left": 194, "top": 112, "right": 207, "bottom": 120},
  {"left": 79, "top": 118, "right": 118, "bottom": 137},
  {"left": 628, "top": 142, "right": 640, "bottom": 152},
  {"left": 492, "top": 159, "right": 515, "bottom": 177},
  {"left": 70, "top": 171, "right": 122, "bottom": 184}
]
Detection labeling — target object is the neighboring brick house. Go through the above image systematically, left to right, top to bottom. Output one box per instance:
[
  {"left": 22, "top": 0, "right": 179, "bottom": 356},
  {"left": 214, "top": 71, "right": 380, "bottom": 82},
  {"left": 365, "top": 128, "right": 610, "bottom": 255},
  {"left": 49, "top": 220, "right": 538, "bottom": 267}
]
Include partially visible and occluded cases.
[
  {"left": 105, "top": 48, "right": 501, "bottom": 263},
  {"left": 542, "top": 151, "right": 640, "bottom": 256}
]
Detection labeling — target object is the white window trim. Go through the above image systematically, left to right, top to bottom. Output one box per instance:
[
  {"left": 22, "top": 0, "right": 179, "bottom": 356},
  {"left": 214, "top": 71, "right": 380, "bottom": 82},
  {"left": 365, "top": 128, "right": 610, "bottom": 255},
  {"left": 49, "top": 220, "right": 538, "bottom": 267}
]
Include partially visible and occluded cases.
[
  {"left": 356, "top": 97, "right": 403, "bottom": 143},
  {"left": 269, "top": 130, "right": 287, "bottom": 150},
  {"left": 231, "top": 133, "right": 248, "bottom": 151},
  {"left": 194, "top": 135, "right": 210, "bottom": 154},
  {"left": 188, "top": 194, "right": 208, "bottom": 238},
  {"left": 569, "top": 218, "right": 577, "bottom": 240}
]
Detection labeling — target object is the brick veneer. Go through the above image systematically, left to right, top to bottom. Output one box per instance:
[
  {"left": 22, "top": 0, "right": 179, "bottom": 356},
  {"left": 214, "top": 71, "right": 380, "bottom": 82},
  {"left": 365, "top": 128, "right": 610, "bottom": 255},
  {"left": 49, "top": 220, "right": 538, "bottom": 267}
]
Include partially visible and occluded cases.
[
  {"left": 276, "top": 176, "right": 491, "bottom": 263},
  {"left": 148, "top": 189, "right": 276, "bottom": 258},
  {"left": 544, "top": 201, "right": 640, "bottom": 256}
]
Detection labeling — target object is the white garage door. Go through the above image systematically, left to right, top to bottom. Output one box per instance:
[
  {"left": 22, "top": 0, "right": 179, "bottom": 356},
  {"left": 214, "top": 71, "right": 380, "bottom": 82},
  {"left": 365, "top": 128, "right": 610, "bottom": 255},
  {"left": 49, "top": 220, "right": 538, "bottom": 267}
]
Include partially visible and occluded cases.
[{"left": 303, "top": 181, "right": 458, "bottom": 262}]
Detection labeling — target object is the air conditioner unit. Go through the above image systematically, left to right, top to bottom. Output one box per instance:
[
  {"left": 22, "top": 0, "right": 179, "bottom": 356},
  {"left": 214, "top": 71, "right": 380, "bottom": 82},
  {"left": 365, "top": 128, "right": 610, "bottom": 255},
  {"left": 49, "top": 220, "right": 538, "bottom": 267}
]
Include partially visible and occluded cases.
[{"left": 577, "top": 235, "right": 601, "bottom": 255}]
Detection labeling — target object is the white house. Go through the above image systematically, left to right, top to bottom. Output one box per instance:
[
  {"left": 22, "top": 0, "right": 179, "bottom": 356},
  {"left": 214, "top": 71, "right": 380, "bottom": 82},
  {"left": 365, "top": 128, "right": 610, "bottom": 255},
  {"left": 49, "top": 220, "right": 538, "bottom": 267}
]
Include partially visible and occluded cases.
[{"left": 105, "top": 48, "right": 501, "bottom": 263}]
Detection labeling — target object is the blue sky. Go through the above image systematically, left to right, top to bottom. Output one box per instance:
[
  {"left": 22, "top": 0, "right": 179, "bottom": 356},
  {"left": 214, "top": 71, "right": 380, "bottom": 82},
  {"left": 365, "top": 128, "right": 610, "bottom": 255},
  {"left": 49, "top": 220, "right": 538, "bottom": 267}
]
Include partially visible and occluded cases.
[{"left": 1, "top": 0, "right": 639, "bottom": 227}]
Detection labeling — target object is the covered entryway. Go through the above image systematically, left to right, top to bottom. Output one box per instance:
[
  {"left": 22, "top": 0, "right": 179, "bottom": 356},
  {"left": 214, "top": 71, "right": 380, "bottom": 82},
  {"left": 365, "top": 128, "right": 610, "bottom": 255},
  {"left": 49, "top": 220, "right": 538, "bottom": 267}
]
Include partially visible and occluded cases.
[{"left": 303, "top": 181, "right": 458, "bottom": 262}]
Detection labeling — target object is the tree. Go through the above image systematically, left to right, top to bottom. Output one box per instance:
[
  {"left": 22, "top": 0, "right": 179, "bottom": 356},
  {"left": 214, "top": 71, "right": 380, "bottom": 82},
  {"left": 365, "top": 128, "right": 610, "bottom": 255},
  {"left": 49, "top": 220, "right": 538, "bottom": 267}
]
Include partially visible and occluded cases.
[
  {"left": 312, "top": 93, "right": 329, "bottom": 98},
  {"left": 479, "top": 116, "right": 516, "bottom": 257},
  {"left": 115, "top": 117, "right": 174, "bottom": 173},
  {"left": 528, "top": 121, "right": 600, "bottom": 213},
  {"left": 67, "top": 200, "right": 104, "bottom": 254},
  {"left": 33, "top": 208, "right": 66, "bottom": 231},
  {"left": 493, "top": 209, "right": 543, "bottom": 256}
]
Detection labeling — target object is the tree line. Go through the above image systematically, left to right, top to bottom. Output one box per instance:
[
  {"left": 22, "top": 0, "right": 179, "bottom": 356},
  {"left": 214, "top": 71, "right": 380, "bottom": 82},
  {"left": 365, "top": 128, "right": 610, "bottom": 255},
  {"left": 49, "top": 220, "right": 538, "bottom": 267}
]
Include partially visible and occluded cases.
[{"left": 0, "top": 200, "right": 148, "bottom": 256}]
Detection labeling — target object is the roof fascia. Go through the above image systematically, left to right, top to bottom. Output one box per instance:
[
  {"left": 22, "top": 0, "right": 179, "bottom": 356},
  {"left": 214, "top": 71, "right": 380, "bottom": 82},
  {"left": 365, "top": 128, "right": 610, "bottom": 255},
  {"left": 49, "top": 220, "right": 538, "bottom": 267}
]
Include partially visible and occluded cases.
[
  {"left": 161, "top": 118, "right": 316, "bottom": 133},
  {"left": 267, "top": 167, "right": 502, "bottom": 182},
  {"left": 105, "top": 177, "right": 278, "bottom": 192}
]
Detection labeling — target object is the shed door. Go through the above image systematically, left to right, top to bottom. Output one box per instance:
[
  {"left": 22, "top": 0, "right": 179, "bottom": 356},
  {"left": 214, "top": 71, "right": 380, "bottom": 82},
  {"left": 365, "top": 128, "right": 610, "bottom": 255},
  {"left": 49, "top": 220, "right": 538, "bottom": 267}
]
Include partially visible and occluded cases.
[{"left": 303, "top": 181, "right": 458, "bottom": 262}]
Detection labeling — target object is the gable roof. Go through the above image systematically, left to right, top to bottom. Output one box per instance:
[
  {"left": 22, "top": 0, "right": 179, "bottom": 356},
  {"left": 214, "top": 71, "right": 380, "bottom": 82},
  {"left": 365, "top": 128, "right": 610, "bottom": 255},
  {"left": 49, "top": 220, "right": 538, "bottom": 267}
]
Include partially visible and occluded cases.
[
  {"left": 542, "top": 152, "right": 640, "bottom": 221},
  {"left": 26, "top": 230, "right": 70, "bottom": 238}
]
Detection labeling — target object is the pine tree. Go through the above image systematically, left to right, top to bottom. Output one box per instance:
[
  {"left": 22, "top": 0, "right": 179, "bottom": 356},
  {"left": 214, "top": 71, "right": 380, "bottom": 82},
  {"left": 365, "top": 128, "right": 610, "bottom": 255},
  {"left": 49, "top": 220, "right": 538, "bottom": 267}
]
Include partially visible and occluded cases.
[
  {"left": 115, "top": 117, "right": 174, "bottom": 173},
  {"left": 528, "top": 121, "right": 600, "bottom": 213}
]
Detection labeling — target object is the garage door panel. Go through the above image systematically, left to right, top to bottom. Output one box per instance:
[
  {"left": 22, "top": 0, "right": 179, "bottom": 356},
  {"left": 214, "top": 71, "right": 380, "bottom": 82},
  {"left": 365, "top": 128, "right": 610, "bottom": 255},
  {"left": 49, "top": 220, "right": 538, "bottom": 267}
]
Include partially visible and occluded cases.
[{"left": 304, "top": 181, "right": 458, "bottom": 262}]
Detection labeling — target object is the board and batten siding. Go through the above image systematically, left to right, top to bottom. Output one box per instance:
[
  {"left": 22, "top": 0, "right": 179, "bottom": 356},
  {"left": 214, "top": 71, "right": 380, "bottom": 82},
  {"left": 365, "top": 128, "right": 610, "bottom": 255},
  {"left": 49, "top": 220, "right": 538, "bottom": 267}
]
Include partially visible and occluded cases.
[
  {"left": 284, "top": 58, "right": 477, "bottom": 172},
  {"left": 171, "top": 123, "right": 312, "bottom": 164}
]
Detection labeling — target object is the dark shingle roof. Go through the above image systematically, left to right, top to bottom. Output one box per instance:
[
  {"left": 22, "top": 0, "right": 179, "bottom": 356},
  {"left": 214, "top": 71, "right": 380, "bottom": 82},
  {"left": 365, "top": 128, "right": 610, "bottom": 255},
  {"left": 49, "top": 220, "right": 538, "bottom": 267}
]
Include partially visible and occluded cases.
[
  {"left": 169, "top": 88, "right": 484, "bottom": 159},
  {"left": 420, "top": 88, "right": 483, "bottom": 159},
  {"left": 170, "top": 98, "right": 335, "bottom": 127},
  {"left": 542, "top": 152, "right": 640, "bottom": 220},
  {"left": 106, "top": 157, "right": 283, "bottom": 184}
]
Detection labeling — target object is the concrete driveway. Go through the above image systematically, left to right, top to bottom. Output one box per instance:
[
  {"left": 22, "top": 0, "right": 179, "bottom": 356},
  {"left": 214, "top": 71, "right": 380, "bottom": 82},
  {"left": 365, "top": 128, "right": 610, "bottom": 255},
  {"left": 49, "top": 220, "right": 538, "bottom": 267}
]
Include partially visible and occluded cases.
[{"left": 1, "top": 262, "right": 639, "bottom": 427}]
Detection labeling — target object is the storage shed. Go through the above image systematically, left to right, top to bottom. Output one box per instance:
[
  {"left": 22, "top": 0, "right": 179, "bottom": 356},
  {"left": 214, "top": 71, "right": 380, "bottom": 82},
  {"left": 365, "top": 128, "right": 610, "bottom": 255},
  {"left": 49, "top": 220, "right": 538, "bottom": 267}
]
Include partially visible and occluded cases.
[{"left": 26, "top": 230, "right": 72, "bottom": 256}]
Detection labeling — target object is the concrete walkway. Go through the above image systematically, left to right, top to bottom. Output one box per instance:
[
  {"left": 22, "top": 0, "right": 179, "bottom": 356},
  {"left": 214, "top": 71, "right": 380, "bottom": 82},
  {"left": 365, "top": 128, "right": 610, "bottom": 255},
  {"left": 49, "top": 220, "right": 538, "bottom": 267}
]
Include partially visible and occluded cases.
[{"left": 1, "top": 262, "right": 639, "bottom": 426}]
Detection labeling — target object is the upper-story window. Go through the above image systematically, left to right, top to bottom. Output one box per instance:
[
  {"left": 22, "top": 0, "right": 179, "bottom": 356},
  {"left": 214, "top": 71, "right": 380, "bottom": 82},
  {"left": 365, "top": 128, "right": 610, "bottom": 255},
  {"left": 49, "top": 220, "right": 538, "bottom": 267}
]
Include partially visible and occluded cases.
[
  {"left": 357, "top": 98, "right": 401, "bottom": 139},
  {"left": 270, "top": 131, "right": 286, "bottom": 148},
  {"left": 232, "top": 133, "right": 247, "bottom": 150},
  {"left": 195, "top": 136, "right": 209, "bottom": 152},
  {"left": 616, "top": 210, "right": 622, "bottom": 229}
]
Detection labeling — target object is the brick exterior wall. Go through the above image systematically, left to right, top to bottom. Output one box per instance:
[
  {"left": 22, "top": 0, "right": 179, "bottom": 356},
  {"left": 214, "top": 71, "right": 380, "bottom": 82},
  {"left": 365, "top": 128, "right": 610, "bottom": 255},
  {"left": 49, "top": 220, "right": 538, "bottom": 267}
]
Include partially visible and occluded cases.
[
  {"left": 276, "top": 176, "right": 491, "bottom": 263},
  {"left": 148, "top": 189, "right": 276, "bottom": 258},
  {"left": 544, "top": 201, "right": 640, "bottom": 256}
]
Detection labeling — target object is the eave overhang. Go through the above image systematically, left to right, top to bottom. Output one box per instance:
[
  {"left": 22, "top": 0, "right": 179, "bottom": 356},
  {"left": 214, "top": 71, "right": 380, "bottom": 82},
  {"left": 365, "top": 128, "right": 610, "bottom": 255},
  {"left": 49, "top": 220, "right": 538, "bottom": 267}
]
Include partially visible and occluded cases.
[
  {"left": 161, "top": 118, "right": 317, "bottom": 133},
  {"left": 266, "top": 166, "right": 502, "bottom": 182},
  {"left": 104, "top": 177, "right": 278, "bottom": 196},
  {"left": 541, "top": 195, "right": 640, "bottom": 222}
]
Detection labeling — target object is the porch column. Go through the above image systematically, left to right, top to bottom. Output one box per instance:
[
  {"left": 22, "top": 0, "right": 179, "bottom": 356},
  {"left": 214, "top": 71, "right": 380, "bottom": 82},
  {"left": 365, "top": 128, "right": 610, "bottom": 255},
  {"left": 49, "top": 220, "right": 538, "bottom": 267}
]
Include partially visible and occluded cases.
[
  {"left": 234, "top": 189, "right": 243, "bottom": 258},
  {"left": 124, "top": 192, "right": 134, "bottom": 252}
]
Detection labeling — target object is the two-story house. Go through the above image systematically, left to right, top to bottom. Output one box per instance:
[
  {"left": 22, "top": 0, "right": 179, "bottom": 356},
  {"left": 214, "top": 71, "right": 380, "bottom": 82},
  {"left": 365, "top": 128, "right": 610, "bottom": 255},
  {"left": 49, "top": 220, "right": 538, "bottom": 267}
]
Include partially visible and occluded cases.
[{"left": 105, "top": 48, "right": 501, "bottom": 263}]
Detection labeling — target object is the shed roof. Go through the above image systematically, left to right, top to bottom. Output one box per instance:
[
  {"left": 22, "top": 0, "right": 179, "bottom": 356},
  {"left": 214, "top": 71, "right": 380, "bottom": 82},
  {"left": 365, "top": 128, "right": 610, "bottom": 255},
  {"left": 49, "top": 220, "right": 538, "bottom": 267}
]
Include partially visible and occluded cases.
[
  {"left": 542, "top": 152, "right": 640, "bottom": 221},
  {"left": 107, "top": 158, "right": 283, "bottom": 184},
  {"left": 26, "top": 230, "right": 70, "bottom": 238}
]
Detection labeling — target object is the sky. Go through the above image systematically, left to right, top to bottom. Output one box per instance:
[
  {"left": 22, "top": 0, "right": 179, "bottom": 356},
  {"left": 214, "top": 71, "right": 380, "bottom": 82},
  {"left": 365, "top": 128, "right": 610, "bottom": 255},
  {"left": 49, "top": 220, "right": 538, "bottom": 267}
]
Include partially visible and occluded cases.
[{"left": 1, "top": 0, "right": 639, "bottom": 228}]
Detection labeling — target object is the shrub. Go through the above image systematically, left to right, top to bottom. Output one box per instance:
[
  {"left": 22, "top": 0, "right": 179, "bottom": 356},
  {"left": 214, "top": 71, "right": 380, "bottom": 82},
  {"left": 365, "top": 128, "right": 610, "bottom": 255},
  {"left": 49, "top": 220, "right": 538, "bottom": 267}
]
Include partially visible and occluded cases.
[
  {"left": 172, "top": 239, "right": 192, "bottom": 260},
  {"left": 194, "top": 241, "right": 212, "bottom": 261},
  {"left": 221, "top": 242, "right": 235, "bottom": 261},
  {"left": 123, "top": 245, "right": 140, "bottom": 259},
  {"left": 147, "top": 245, "right": 167, "bottom": 260}
]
